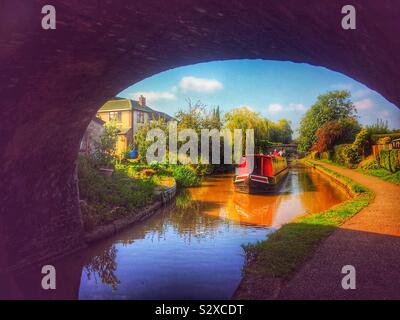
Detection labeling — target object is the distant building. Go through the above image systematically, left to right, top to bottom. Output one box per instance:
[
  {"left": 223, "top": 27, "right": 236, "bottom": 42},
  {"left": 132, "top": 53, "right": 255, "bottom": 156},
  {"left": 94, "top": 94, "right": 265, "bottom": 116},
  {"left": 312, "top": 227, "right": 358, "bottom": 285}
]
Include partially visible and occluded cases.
[
  {"left": 96, "top": 95, "right": 173, "bottom": 156},
  {"left": 80, "top": 117, "right": 105, "bottom": 155}
]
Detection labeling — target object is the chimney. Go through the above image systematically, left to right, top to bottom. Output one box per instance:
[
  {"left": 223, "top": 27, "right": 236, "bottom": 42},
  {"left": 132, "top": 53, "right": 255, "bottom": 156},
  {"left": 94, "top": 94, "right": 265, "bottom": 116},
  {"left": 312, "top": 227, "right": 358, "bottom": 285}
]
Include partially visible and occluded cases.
[{"left": 139, "top": 95, "right": 146, "bottom": 107}]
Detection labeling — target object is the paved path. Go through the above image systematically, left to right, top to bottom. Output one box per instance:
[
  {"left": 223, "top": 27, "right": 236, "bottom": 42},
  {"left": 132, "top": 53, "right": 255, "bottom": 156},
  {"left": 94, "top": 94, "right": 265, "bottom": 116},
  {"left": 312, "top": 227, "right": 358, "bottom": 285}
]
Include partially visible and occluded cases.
[{"left": 279, "top": 162, "right": 400, "bottom": 299}]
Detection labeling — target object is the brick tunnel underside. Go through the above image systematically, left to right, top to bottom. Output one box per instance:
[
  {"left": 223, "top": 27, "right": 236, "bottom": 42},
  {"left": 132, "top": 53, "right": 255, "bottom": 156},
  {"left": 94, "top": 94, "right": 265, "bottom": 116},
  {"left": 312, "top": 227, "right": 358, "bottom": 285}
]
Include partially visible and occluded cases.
[{"left": 0, "top": 0, "right": 399, "bottom": 272}]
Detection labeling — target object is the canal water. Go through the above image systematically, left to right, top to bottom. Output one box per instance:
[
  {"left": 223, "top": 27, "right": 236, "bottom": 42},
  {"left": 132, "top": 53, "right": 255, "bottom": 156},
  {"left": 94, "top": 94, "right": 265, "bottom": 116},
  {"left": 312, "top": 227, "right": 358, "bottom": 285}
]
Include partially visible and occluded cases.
[{"left": 3, "top": 165, "right": 348, "bottom": 299}]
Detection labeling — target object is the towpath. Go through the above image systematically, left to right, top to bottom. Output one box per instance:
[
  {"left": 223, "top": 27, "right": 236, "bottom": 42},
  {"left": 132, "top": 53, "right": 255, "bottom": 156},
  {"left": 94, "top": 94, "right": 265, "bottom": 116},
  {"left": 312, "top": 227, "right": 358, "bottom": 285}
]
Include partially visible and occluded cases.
[{"left": 279, "top": 161, "right": 400, "bottom": 299}]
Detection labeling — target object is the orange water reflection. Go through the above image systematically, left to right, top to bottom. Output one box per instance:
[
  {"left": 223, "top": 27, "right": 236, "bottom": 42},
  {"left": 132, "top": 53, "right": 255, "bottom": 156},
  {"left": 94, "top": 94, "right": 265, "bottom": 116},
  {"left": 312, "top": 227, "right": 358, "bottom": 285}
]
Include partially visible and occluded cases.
[{"left": 187, "top": 165, "right": 349, "bottom": 228}]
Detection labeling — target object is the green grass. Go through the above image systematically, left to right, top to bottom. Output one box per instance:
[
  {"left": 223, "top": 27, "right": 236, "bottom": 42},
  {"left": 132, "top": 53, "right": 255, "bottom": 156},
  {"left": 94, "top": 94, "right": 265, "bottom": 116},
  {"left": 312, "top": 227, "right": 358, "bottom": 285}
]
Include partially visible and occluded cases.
[
  {"left": 78, "top": 156, "right": 157, "bottom": 230},
  {"left": 320, "top": 157, "right": 400, "bottom": 185},
  {"left": 319, "top": 158, "right": 345, "bottom": 168},
  {"left": 242, "top": 161, "right": 373, "bottom": 278},
  {"left": 356, "top": 168, "right": 400, "bottom": 185}
]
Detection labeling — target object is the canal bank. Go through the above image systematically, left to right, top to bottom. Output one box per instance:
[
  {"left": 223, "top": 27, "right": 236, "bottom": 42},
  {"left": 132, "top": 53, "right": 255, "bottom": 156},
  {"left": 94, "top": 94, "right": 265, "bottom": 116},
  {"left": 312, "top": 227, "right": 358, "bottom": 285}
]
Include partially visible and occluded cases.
[
  {"left": 235, "top": 159, "right": 394, "bottom": 299},
  {"left": 278, "top": 160, "right": 400, "bottom": 299},
  {"left": 33, "top": 164, "right": 347, "bottom": 300},
  {"left": 84, "top": 180, "right": 177, "bottom": 243}
]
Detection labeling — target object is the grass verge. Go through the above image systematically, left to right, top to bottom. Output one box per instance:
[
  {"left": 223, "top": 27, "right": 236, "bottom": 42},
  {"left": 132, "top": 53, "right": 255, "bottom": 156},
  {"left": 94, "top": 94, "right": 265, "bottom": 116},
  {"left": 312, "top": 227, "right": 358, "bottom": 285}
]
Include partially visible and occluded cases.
[
  {"left": 78, "top": 156, "right": 157, "bottom": 231},
  {"left": 320, "top": 158, "right": 400, "bottom": 185},
  {"left": 241, "top": 160, "right": 374, "bottom": 280},
  {"left": 356, "top": 168, "right": 400, "bottom": 185}
]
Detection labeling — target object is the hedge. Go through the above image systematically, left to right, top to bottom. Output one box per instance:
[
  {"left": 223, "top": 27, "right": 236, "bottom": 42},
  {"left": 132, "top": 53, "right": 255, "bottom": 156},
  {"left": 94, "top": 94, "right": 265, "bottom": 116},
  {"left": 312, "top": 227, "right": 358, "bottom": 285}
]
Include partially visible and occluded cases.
[
  {"left": 333, "top": 144, "right": 360, "bottom": 167},
  {"left": 378, "top": 150, "right": 400, "bottom": 173},
  {"left": 390, "top": 150, "right": 400, "bottom": 172}
]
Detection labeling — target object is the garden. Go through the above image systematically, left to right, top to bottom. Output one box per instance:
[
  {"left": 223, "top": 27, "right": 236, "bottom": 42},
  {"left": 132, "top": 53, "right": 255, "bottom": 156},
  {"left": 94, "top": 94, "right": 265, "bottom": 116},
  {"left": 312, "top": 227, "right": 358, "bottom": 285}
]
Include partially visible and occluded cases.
[
  {"left": 297, "top": 91, "right": 400, "bottom": 184},
  {"left": 78, "top": 121, "right": 200, "bottom": 231}
]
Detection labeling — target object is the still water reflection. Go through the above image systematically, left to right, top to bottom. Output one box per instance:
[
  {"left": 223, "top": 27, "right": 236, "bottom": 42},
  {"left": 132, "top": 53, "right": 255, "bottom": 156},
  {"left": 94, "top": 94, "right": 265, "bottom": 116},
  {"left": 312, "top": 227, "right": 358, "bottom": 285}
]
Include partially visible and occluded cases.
[{"left": 2, "top": 165, "right": 348, "bottom": 299}]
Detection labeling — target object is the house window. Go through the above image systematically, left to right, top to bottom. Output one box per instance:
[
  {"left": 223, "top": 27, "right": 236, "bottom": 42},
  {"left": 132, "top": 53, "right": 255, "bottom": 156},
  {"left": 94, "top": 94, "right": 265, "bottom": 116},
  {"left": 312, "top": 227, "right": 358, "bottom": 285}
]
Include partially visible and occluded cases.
[
  {"left": 109, "top": 111, "right": 121, "bottom": 122},
  {"left": 137, "top": 111, "right": 145, "bottom": 124}
]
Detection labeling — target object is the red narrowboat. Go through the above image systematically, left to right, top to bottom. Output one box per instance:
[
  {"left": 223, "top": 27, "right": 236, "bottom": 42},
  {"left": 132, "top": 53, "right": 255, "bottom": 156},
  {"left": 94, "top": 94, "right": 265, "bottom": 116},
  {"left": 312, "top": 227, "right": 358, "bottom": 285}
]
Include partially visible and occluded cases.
[{"left": 234, "top": 154, "right": 289, "bottom": 194}]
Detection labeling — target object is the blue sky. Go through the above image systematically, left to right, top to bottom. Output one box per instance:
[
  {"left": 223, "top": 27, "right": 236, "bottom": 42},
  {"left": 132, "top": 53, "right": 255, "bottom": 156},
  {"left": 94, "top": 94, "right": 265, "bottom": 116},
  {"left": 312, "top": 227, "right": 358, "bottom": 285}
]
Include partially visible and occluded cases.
[{"left": 118, "top": 59, "right": 400, "bottom": 135}]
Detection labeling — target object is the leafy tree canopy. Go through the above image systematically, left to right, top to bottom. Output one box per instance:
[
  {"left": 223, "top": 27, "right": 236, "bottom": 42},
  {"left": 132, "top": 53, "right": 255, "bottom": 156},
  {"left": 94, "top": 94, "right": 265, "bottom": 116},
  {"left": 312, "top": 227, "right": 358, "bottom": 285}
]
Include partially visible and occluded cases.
[{"left": 298, "top": 90, "right": 358, "bottom": 151}]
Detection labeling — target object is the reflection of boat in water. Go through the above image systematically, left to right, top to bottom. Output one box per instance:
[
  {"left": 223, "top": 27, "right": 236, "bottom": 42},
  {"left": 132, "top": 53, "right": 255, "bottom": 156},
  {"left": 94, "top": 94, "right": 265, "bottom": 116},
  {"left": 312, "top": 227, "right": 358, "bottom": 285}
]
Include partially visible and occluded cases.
[
  {"left": 234, "top": 154, "right": 289, "bottom": 194},
  {"left": 227, "top": 192, "right": 282, "bottom": 226}
]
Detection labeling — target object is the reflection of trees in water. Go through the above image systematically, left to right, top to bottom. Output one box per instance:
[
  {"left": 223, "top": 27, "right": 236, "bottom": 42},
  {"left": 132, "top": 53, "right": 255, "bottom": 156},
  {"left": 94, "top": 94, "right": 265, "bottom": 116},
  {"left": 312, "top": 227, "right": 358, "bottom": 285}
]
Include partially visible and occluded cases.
[
  {"left": 293, "top": 166, "right": 317, "bottom": 193},
  {"left": 297, "top": 166, "right": 348, "bottom": 213},
  {"left": 78, "top": 168, "right": 348, "bottom": 293},
  {"left": 80, "top": 188, "right": 236, "bottom": 291},
  {"left": 145, "top": 190, "right": 228, "bottom": 245},
  {"left": 84, "top": 245, "right": 120, "bottom": 291}
]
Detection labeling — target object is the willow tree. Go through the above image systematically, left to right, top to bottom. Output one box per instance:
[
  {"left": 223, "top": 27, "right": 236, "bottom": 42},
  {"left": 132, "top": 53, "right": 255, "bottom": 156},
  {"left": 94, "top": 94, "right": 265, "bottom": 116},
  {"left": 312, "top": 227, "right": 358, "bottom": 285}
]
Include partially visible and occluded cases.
[{"left": 224, "top": 107, "right": 270, "bottom": 153}]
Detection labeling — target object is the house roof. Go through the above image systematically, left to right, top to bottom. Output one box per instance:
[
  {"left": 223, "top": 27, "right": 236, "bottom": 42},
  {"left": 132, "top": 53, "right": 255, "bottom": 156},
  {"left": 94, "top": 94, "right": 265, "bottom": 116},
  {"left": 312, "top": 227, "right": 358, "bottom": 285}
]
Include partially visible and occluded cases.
[
  {"left": 98, "top": 97, "right": 173, "bottom": 121},
  {"left": 98, "top": 98, "right": 131, "bottom": 112},
  {"left": 130, "top": 100, "right": 155, "bottom": 113},
  {"left": 151, "top": 110, "right": 174, "bottom": 121}
]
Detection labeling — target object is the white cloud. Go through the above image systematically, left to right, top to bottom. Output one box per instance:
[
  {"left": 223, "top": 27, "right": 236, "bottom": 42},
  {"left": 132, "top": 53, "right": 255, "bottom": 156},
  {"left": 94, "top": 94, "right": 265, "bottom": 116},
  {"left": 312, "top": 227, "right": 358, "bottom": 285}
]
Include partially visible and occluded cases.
[
  {"left": 179, "top": 76, "right": 223, "bottom": 93},
  {"left": 352, "top": 89, "right": 373, "bottom": 99},
  {"left": 131, "top": 91, "right": 176, "bottom": 102},
  {"left": 354, "top": 98, "right": 375, "bottom": 111},
  {"left": 267, "top": 103, "right": 284, "bottom": 114},
  {"left": 267, "top": 103, "right": 306, "bottom": 114},
  {"left": 288, "top": 103, "right": 306, "bottom": 112}
]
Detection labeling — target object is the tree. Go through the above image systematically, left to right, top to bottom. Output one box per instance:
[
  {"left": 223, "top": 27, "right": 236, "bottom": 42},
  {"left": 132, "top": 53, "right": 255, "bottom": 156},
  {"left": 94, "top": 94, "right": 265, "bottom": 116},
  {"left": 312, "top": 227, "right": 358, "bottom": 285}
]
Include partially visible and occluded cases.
[
  {"left": 298, "top": 90, "right": 358, "bottom": 151},
  {"left": 175, "top": 99, "right": 207, "bottom": 133},
  {"left": 224, "top": 107, "right": 269, "bottom": 152},
  {"left": 134, "top": 118, "right": 169, "bottom": 160},
  {"left": 312, "top": 118, "right": 361, "bottom": 153},
  {"left": 366, "top": 118, "right": 389, "bottom": 135},
  {"left": 269, "top": 119, "right": 293, "bottom": 144},
  {"left": 312, "top": 120, "right": 345, "bottom": 153},
  {"left": 94, "top": 121, "right": 119, "bottom": 167}
]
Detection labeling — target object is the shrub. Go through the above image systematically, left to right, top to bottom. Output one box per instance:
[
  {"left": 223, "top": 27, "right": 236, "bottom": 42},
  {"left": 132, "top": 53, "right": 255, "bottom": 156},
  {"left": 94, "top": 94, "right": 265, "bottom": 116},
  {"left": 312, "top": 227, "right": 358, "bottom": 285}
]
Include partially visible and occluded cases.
[
  {"left": 313, "top": 120, "right": 345, "bottom": 152},
  {"left": 93, "top": 122, "right": 119, "bottom": 167},
  {"left": 352, "top": 128, "right": 369, "bottom": 156},
  {"left": 333, "top": 144, "right": 360, "bottom": 167},
  {"left": 333, "top": 144, "right": 349, "bottom": 165},
  {"left": 342, "top": 145, "right": 361, "bottom": 167},
  {"left": 378, "top": 150, "right": 391, "bottom": 171},
  {"left": 389, "top": 150, "right": 400, "bottom": 173},
  {"left": 78, "top": 155, "right": 156, "bottom": 230},
  {"left": 359, "top": 158, "right": 379, "bottom": 170},
  {"left": 195, "top": 159, "right": 215, "bottom": 176},
  {"left": 148, "top": 161, "right": 173, "bottom": 176},
  {"left": 172, "top": 165, "right": 201, "bottom": 187}
]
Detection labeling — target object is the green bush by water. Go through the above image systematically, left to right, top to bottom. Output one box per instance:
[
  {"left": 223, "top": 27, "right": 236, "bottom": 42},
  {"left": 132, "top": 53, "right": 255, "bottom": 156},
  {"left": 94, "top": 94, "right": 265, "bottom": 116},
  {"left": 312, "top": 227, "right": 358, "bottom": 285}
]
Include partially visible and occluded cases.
[
  {"left": 78, "top": 156, "right": 156, "bottom": 230},
  {"left": 171, "top": 165, "right": 201, "bottom": 187}
]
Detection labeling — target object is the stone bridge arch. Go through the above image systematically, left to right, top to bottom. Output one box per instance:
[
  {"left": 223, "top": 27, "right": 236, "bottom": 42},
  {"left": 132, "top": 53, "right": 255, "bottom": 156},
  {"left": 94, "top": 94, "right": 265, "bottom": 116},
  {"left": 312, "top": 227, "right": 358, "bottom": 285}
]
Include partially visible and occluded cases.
[{"left": 1, "top": 0, "right": 399, "bottom": 271}]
